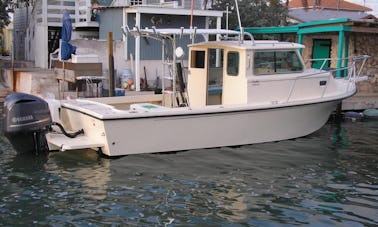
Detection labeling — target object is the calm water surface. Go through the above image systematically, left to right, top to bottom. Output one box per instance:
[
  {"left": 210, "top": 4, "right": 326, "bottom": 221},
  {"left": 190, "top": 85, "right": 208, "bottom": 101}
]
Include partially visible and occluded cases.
[{"left": 0, "top": 120, "right": 377, "bottom": 226}]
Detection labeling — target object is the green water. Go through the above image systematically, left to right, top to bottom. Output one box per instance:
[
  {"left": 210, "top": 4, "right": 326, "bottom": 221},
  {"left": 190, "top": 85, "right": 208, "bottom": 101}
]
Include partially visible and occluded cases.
[{"left": 0, "top": 120, "right": 377, "bottom": 226}]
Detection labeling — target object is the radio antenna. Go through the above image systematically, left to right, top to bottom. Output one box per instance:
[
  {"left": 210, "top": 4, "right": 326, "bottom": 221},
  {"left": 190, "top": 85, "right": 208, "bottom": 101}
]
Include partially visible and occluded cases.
[{"left": 234, "top": 0, "right": 244, "bottom": 42}]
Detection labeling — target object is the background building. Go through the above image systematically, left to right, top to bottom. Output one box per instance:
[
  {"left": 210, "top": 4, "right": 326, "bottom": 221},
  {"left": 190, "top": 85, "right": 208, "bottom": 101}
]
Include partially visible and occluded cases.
[
  {"left": 13, "top": 0, "right": 221, "bottom": 69},
  {"left": 246, "top": 0, "right": 378, "bottom": 99},
  {"left": 1, "top": 22, "right": 13, "bottom": 56}
]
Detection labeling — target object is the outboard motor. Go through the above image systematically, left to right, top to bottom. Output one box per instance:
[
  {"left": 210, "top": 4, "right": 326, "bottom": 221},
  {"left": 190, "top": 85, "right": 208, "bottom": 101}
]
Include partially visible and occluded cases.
[{"left": 2, "top": 92, "right": 52, "bottom": 154}]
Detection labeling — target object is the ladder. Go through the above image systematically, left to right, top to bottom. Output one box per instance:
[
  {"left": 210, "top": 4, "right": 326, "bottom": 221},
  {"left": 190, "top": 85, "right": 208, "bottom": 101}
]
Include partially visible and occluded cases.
[{"left": 161, "top": 37, "right": 188, "bottom": 107}]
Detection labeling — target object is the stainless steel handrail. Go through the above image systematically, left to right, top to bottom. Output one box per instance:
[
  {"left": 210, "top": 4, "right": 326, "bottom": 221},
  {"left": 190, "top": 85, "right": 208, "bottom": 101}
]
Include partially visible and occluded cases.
[{"left": 286, "top": 55, "right": 370, "bottom": 103}]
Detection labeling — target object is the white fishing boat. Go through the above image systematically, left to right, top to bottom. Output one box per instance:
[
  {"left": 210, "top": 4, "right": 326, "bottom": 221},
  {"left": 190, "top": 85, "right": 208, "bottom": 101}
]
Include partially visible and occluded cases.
[{"left": 2, "top": 28, "right": 369, "bottom": 156}]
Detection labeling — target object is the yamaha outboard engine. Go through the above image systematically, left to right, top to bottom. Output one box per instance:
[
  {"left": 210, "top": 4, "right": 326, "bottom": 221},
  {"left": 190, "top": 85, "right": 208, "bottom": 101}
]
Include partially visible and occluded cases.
[{"left": 2, "top": 92, "right": 52, "bottom": 154}]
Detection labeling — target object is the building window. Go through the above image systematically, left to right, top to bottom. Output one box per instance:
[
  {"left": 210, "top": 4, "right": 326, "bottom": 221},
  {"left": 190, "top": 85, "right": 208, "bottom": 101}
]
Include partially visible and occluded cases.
[
  {"left": 130, "top": 0, "right": 143, "bottom": 5},
  {"left": 190, "top": 50, "right": 205, "bottom": 69},
  {"left": 253, "top": 50, "right": 303, "bottom": 75},
  {"left": 227, "top": 52, "right": 239, "bottom": 76}
]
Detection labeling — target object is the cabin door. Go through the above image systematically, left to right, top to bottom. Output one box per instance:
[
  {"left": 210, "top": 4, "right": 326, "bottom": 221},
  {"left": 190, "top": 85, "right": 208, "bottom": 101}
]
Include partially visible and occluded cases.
[
  {"left": 312, "top": 39, "right": 331, "bottom": 69},
  {"left": 206, "top": 48, "right": 224, "bottom": 105}
]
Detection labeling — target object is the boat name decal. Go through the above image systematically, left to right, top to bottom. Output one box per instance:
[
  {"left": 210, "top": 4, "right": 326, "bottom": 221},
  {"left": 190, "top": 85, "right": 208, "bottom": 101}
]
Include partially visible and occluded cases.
[{"left": 12, "top": 115, "right": 34, "bottom": 123}]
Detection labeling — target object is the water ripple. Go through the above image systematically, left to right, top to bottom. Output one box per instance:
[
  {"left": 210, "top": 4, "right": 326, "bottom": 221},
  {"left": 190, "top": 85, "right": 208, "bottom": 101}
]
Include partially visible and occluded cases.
[{"left": 0, "top": 121, "right": 377, "bottom": 226}]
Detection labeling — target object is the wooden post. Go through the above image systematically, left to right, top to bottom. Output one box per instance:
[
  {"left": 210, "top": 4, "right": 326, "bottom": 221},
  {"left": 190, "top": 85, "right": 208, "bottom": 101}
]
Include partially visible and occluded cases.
[
  {"left": 190, "top": 0, "right": 194, "bottom": 28},
  {"left": 336, "top": 30, "right": 345, "bottom": 78},
  {"left": 108, "top": 32, "right": 115, "bottom": 97},
  {"left": 11, "top": 39, "right": 15, "bottom": 91},
  {"left": 11, "top": 53, "right": 15, "bottom": 92},
  {"left": 62, "top": 61, "right": 65, "bottom": 99}
]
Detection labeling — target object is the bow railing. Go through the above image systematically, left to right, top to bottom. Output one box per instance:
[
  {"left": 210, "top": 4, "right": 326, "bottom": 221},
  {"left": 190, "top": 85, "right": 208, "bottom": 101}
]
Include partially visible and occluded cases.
[{"left": 285, "top": 55, "right": 370, "bottom": 103}]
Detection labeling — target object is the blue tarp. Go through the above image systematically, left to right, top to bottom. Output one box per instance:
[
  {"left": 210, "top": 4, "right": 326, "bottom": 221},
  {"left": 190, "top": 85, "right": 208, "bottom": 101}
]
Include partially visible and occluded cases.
[{"left": 61, "top": 12, "right": 76, "bottom": 60}]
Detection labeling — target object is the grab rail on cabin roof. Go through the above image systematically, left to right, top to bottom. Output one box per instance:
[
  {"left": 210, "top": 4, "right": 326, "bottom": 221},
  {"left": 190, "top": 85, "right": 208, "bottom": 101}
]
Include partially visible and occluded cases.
[{"left": 285, "top": 55, "right": 370, "bottom": 103}]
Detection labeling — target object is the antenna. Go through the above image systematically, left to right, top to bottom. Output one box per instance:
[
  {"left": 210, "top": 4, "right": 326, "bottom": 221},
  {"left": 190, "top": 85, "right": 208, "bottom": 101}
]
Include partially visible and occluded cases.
[
  {"left": 234, "top": 0, "right": 244, "bottom": 42},
  {"left": 234, "top": 0, "right": 242, "bottom": 30},
  {"left": 226, "top": 3, "right": 229, "bottom": 31}
]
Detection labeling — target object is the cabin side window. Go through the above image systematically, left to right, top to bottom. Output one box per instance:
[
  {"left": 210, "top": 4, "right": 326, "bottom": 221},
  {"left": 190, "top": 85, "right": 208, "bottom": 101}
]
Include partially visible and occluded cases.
[
  {"left": 190, "top": 50, "right": 206, "bottom": 69},
  {"left": 253, "top": 50, "right": 303, "bottom": 75},
  {"left": 227, "top": 51, "right": 239, "bottom": 76}
]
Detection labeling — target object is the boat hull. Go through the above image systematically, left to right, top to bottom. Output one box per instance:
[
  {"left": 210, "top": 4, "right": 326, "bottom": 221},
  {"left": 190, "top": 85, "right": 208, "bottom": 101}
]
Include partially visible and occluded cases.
[{"left": 56, "top": 100, "right": 339, "bottom": 156}]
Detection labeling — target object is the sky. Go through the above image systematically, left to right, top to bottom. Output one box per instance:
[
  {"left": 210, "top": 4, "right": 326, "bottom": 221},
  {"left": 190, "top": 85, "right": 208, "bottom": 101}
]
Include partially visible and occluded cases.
[{"left": 346, "top": 0, "right": 378, "bottom": 16}]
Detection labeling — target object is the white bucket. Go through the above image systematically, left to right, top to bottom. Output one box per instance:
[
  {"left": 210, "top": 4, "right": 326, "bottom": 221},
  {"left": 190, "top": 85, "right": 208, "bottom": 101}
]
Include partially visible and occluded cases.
[{"left": 121, "top": 68, "right": 133, "bottom": 85}]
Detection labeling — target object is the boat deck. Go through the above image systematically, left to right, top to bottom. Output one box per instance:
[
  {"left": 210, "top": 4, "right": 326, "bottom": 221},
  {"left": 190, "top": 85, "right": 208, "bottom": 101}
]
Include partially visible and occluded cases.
[{"left": 60, "top": 97, "right": 191, "bottom": 119}]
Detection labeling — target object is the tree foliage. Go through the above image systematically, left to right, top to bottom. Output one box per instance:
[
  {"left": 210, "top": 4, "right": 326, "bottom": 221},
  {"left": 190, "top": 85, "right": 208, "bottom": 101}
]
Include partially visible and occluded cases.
[
  {"left": 0, "top": 0, "right": 13, "bottom": 30},
  {"left": 0, "top": 0, "right": 30, "bottom": 30},
  {"left": 10, "top": 0, "right": 30, "bottom": 8},
  {"left": 211, "top": 0, "right": 288, "bottom": 29}
]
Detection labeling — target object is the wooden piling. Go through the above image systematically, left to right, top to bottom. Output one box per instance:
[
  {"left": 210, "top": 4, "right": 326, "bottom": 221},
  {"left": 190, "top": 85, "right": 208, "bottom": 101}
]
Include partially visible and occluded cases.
[{"left": 108, "top": 32, "right": 115, "bottom": 97}]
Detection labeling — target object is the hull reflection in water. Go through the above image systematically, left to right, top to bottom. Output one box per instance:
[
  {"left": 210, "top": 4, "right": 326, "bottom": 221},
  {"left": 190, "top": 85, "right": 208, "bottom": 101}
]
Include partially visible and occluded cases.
[
  {"left": 0, "top": 121, "right": 376, "bottom": 226},
  {"left": 48, "top": 149, "right": 111, "bottom": 200}
]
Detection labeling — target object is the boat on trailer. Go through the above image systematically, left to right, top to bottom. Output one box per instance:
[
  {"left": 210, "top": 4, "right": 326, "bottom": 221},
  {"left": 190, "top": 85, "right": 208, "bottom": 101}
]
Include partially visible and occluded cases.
[{"left": 2, "top": 28, "right": 369, "bottom": 156}]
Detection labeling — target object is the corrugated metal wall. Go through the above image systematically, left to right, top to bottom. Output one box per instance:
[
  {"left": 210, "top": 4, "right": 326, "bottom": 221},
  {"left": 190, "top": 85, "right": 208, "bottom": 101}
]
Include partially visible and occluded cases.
[
  {"left": 145, "top": 0, "right": 202, "bottom": 9},
  {"left": 183, "top": 0, "right": 203, "bottom": 9},
  {"left": 13, "top": 7, "right": 28, "bottom": 60},
  {"left": 99, "top": 8, "right": 124, "bottom": 40},
  {"left": 99, "top": 9, "right": 207, "bottom": 60},
  {"left": 126, "top": 14, "right": 207, "bottom": 60}
]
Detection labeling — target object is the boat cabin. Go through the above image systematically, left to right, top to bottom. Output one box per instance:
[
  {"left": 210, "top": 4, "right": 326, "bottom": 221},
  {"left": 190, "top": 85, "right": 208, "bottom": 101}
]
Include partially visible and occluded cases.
[{"left": 187, "top": 40, "right": 308, "bottom": 107}]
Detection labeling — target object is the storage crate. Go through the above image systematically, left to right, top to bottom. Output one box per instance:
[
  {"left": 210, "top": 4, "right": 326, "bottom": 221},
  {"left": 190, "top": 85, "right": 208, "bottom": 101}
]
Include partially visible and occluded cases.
[{"left": 71, "top": 54, "right": 99, "bottom": 63}]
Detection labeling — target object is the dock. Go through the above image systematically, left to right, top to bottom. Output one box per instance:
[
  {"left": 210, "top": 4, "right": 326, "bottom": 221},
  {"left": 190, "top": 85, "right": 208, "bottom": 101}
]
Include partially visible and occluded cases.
[{"left": 343, "top": 93, "right": 378, "bottom": 110}]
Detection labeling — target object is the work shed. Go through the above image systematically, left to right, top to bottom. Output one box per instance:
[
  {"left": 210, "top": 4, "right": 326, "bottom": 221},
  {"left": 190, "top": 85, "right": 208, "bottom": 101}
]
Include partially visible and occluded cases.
[{"left": 245, "top": 18, "right": 378, "bottom": 95}]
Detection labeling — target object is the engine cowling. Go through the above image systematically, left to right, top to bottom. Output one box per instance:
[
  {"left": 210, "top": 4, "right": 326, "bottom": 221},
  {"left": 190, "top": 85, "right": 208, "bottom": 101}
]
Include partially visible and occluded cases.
[{"left": 2, "top": 92, "right": 52, "bottom": 154}]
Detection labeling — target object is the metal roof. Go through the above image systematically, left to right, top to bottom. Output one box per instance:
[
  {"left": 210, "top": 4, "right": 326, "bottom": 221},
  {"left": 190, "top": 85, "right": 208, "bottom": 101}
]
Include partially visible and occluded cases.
[
  {"left": 287, "top": 0, "right": 372, "bottom": 12},
  {"left": 289, "top": 8, "right": 371, "bottom": 22},
  {"left": 244, "top": 18, "right": 356, "bottom": 36}
]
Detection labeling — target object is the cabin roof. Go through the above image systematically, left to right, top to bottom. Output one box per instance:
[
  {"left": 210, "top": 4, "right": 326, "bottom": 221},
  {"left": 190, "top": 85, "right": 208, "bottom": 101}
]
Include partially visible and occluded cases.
[{"left": 189, "top": 41, "right": 305, "bottom": 50}]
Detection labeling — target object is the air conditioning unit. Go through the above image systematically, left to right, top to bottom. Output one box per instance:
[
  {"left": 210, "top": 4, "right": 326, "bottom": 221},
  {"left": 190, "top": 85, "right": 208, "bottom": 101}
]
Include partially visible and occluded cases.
[
  {"left": 111, "top": 0, "right": 144, "bottom": 7},
  {"left": 160, "top": 1, "right": 180, "bottom": 8}
]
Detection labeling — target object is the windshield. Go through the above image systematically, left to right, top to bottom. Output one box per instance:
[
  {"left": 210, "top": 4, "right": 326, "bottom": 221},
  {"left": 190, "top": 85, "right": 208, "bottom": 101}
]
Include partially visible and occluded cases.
[{"left": 253, "top": 50, "right": 303, "bottom": 75}]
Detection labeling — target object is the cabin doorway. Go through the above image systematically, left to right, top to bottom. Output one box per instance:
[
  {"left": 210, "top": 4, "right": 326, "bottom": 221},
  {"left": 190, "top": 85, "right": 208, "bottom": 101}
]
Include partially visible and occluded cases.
[
  {"left": 312, "top": 39, "right": 331, "bottom": 69},
  {"left": 207, "top": 48, "right": 224, "bottom": 105}
]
